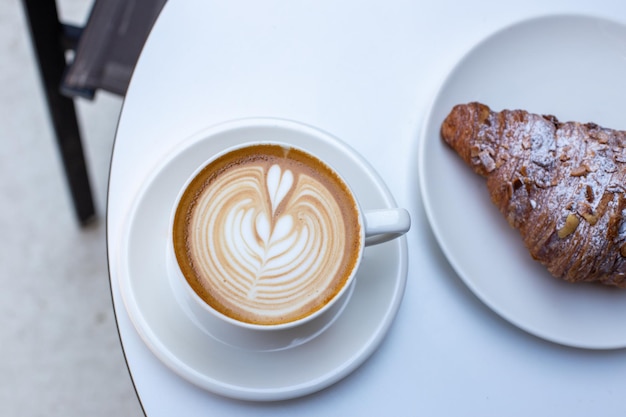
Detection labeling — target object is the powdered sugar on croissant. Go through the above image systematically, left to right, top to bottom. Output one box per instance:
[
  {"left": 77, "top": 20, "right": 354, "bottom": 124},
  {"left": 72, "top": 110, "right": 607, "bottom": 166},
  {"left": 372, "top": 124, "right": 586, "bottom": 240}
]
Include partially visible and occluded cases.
[{"left": 441, "top": 102, "right": 626, "bottom": 287}]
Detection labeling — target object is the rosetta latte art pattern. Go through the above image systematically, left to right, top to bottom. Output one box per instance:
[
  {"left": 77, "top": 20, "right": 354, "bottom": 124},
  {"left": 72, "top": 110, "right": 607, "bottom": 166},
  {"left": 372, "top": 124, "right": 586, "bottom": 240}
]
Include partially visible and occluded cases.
[{"left": 189, "top": 163, "right": 348, "bottom": 324}]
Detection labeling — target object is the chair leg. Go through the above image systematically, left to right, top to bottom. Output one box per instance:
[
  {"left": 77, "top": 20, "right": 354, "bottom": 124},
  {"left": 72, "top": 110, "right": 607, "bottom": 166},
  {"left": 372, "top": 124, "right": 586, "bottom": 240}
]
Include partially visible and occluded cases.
[{"left": 21, "top": 0, "right": 96, "bottom": 225}]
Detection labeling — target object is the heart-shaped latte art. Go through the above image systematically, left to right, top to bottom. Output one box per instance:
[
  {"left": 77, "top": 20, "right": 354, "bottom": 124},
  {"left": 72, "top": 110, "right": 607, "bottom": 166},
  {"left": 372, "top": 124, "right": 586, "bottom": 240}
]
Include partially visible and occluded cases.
[
  {"left": 187, "top": 161, "right": 351, "bottom": 324},
  {"left": 266, "top": 164, "right": 293, "bottom": 215}
]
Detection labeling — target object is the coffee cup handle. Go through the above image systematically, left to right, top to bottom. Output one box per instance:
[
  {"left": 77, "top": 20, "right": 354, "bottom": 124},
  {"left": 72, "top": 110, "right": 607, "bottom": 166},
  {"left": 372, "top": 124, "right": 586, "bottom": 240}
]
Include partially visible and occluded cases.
[{"left": 363, "top": 208, "right": 411, "bottom": 246}]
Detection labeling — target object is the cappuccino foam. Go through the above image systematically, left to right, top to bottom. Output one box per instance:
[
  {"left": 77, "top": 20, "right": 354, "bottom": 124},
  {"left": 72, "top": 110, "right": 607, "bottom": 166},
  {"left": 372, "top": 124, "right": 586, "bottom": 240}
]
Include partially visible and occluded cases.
[{"left": 173, "top": 144, "right": 361, "bottom": 325}]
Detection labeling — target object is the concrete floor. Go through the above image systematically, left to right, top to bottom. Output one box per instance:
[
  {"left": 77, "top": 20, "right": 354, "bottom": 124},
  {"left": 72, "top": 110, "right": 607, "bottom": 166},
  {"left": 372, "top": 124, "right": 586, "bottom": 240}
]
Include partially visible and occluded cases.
[{"left": 1, "top": 1, "right": 144, "bottom": 415}]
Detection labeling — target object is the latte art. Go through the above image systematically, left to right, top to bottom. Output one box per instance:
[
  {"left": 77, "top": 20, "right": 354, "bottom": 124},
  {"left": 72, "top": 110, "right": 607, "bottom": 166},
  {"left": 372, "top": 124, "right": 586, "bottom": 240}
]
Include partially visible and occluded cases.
[{"left": 173, "top": 145, "right": 361, "bottom": 325}]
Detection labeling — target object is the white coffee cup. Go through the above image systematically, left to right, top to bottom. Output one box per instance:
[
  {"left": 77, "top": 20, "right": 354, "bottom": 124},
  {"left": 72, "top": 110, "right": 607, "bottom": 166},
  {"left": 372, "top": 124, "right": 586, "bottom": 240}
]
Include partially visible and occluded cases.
[{"left": 166, "top": 119, "right": 410, "bottom": 351}]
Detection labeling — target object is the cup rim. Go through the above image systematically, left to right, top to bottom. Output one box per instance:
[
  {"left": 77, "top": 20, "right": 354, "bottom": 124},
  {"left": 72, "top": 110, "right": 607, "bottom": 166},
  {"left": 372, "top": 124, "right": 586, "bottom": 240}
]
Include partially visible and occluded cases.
[{"left": 167, "top": 121, "right": 366, "bottom": 332}]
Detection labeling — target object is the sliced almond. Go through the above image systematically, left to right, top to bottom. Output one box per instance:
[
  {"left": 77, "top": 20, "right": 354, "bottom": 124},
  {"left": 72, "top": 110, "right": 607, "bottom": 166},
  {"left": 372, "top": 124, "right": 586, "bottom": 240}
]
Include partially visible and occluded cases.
[
  {"left": 570, "top": 165, "right": 590, "bottom": 177},
  {"left": 585, "top": 185, "right": 594, "bottom": 203},
  {"left": 578, "top": 202, "right": 598, "bottom": 225},
  {"left": 557, "top": 214, "right": 580, "bottom": 238}
]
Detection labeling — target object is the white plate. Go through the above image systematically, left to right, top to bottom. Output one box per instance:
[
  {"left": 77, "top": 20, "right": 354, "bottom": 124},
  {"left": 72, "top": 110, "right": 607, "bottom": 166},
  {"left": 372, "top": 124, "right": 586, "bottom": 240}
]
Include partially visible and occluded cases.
[
  {"left": 419, "top": 14, "right": 626, "bottom": 349},
  {"left": 118, "top": 120, "right": 408, "bottom": 401}
]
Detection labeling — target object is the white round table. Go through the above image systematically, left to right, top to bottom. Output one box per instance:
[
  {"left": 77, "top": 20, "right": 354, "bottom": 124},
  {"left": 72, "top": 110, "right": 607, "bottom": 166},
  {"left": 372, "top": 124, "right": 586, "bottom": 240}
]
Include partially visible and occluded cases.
[{"left": 108, "top": 0, "right": 626, "bottom": 415}]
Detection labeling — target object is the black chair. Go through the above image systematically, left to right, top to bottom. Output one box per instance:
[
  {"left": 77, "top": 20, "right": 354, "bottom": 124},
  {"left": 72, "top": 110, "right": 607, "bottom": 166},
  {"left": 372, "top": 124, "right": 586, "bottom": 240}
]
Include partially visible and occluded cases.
[{"left": 21, "top": 0, "right": 166, "bottom": 225}]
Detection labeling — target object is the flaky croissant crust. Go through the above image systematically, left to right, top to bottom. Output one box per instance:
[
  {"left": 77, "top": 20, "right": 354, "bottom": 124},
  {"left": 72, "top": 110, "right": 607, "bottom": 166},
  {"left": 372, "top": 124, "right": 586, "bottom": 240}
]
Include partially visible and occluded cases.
[{"left": 441, "top": 102, "right": 626, "bottom": 287}]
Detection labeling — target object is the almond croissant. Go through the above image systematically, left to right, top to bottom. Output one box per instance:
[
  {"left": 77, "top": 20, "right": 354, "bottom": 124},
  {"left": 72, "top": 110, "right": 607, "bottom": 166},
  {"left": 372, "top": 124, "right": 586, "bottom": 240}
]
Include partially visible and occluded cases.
[{"left": 441, "top": 102, "right": 626, "bottom": 287}]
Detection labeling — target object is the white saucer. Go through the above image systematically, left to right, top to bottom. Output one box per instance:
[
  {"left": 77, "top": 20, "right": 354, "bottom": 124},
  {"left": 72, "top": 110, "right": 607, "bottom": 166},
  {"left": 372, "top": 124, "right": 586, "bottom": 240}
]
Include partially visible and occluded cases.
[
  {"left": 419, "top": 15, "right": 626, "bottom": 349},
  {"left": 118, "top": 119, "right": 408, "bottom": 401}
]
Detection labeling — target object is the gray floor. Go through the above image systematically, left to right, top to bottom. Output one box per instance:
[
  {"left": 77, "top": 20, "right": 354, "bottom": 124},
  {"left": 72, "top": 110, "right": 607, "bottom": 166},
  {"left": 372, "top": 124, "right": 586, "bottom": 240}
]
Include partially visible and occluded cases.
[{"left": 1, "top": 1, "right": 144, "bottom": 416}]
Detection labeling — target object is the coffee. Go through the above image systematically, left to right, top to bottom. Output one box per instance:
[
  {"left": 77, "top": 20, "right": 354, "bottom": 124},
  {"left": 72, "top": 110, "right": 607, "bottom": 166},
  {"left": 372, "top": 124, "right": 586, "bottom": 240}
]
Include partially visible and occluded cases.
[{"left": 172, "top": 143, "right": 362, "bottom": 326}]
